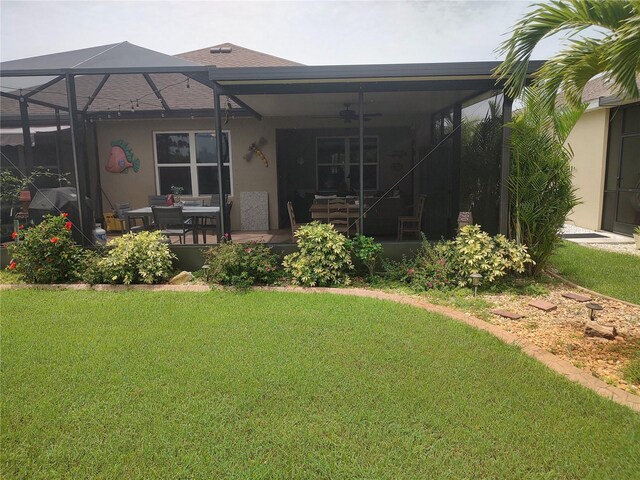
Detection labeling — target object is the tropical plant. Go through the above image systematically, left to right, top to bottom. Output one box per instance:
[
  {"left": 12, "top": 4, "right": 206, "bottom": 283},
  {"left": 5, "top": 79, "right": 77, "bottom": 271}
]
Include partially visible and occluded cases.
[
  {"left": 495, "top": 0, "right": 640, "bottom": 110},
  {"left": 508, "top": 87, "right": 583, "bottom": 275},
  {"left": 459, "top": 97, "right": 504, "bottom": 234},
  {"left": 6, "top": 213, "right": 83, "bottom": 283},
  {"left": 283, "top": 222, "right": 352, "bottom": 287},
  {"left": 436, "top": 225, "right": 533, "bottom": 286},
  {"left": 96, "top": 231, "right": 175, "bottom": 284},
  {"left": 347, "top": 234, "right": 383, "bottom": 280},
  {"left": 204, "top": 241, "right": 280, "bottom": 288}
]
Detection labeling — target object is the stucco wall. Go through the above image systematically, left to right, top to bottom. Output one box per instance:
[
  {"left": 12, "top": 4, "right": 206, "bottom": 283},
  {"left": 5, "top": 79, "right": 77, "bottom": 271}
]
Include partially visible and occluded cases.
[
  {"left": 565, "top": 108, "right": 609, "bottom": 230},
  {"left": 95, "top": 114, "right": 430, "bottom": 231}
]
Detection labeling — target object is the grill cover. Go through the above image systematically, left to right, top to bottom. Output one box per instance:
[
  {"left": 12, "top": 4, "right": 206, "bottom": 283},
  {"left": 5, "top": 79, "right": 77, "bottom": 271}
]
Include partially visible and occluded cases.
[{"left": 28, "top": 187, "right": 94, "bottom": 244}]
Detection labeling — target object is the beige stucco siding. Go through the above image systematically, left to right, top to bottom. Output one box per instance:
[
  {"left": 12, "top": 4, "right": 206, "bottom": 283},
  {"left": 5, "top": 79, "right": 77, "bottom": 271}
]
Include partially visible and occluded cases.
[
  {"left": 565, "top": 108, "right": 609, "bottom": 230},
  {"left": 95, "top": 115, "right": 429, "bottom": 231}
]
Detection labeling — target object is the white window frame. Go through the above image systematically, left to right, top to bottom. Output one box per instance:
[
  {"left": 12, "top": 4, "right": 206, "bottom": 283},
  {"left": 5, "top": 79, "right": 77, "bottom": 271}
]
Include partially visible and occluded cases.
[
  {"left": 153, "top": 130, "right": 233, "bottom": 196},
  {"left": 315, "top": 135, "right": 379, "bottom": 192}
]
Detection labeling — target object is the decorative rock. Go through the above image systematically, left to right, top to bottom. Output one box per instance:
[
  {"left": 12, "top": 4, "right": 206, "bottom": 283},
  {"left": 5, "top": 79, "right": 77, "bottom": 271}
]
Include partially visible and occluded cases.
[
  {"left": 169, "top": 271, "right": 194, "bottom": 285},
  {"left": 561, "top": 292, "right": 592, "bottom": 302},
  {"left": 528, "top": 299, "right": 557, "bottom": 312},
  {"left": 490, "top": 309, "right": 524, "bottom": 320},
  {"left": 584, "top": 323, "right": 617, "bottom": 340}
]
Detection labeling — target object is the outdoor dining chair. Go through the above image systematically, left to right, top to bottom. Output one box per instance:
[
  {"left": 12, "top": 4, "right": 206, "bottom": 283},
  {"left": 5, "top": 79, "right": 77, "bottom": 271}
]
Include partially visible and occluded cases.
[
  {"left": 148, "top": 194, "right": 171, "bottom": 206},
  {"left": 397, "top": 194, "right": 426, "bottom": 240},
  {"left": 199, "top": 196, "right": 232, "bottom": 243},
  {"left": 287, "top": 201, "right": 308, "bottom": 239},
  {"left": 115, "top": 202, "right": 145, "bottom": 233},
  {"left": 151, "top": 205, "right": 193, "bottom": 244}
]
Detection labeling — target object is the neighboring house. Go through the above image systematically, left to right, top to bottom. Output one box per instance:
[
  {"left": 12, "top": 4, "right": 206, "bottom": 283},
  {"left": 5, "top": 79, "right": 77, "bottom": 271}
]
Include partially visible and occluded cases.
[
  {"left": 0, "top": 42, "right": 541, "bottom": 242},
  {"left": 564, "top": 76, "right": 640, "bottom": 236}
]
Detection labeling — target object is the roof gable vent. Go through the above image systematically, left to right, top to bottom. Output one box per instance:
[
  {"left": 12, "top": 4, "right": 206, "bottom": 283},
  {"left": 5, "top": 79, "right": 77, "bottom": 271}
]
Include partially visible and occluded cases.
[{"left": 210, "top": 47, "right": 232, "bottom": 54}]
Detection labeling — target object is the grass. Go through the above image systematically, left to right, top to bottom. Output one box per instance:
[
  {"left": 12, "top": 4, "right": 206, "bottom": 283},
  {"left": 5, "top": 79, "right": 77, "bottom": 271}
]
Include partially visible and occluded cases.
[
  {"left": 550, "top": 241, "right": 640, "bottom": 305},
  {"left": 2, "top": 290, "right": 640, "bottom": 479}
]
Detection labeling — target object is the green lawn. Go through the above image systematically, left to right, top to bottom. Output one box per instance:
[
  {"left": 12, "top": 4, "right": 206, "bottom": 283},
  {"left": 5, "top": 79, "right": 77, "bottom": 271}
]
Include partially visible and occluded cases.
[
  {"left": 550, "top": 241, "right": 640, "bottom": 304},
  {"left": 2, "top": 290, "right": 639, "bottom": 479}
]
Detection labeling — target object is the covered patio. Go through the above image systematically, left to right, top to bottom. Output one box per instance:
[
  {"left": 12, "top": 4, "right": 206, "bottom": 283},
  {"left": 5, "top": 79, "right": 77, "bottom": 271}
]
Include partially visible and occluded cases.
[{"left": 1, "top": 42, "right": 542, "bottom": 247}]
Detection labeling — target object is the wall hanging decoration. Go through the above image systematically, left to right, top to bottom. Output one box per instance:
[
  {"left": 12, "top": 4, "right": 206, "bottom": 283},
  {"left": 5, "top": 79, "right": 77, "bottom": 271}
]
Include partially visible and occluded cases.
[
  {"left": 243, "top": 137, "right": 269, "bottom": 167},
  {"left": 105, "top": 139, "right": 140, "bottom": 173}
]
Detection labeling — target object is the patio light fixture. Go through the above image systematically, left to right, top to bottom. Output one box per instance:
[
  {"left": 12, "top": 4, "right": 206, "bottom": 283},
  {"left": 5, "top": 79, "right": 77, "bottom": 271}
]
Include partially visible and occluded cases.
[
  {"left": 201, "top": 264, "right": 211, "bottom": 282},
  {"left": 470, "top": 273, "right": 482, "bottom": 297},
  {"left": 585, "top": 302, "right": 603, "bottom": 321}
]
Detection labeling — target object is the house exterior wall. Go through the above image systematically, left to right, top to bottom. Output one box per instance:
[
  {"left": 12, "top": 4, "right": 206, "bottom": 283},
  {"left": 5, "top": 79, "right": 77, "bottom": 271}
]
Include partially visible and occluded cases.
[
  {"left": 565, "top": 108, "right": 609, "bottom": 230},
  {"left": 94, "top": 114, "right": 430, "bottom": 231}
]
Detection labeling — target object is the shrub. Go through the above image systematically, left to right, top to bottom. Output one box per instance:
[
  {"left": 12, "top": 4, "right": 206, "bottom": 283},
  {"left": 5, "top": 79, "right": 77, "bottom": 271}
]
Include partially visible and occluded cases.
[
  {"left": 509, "top": 87, "right": 583, "bottom": 274},
  {"left": 7, "top": 213, "right": 83, "bottom": 283},
  {"left": 283, "top": 222, "right": 352, "bottom": 287},
  {"left": 437, "top": 224, "right": 533, "bottom": 286},
  {"left": 97, "top": 231, "right": 175, "bottom": 284},
  {"left": 347, "top": 234, "right": 383, "bottom": 280},
  {"left": 204, "top": 241, "right": 280, "bottom": 288}
]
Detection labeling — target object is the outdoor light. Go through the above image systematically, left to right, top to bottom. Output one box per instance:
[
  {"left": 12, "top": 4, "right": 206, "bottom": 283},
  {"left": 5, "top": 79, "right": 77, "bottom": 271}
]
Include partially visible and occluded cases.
[
  {"left": 470, "top": 273, "right": 482, "bottom": 297},
  {"left": 585, "top": 302, "right": 603, "bottom": 321}
]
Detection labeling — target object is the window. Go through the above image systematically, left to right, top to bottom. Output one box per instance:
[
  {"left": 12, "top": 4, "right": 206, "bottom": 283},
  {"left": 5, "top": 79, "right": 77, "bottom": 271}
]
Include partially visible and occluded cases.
[
  {"left": 154, "top": 131, "right": 231, "bottom": 196},
  {"left": 316, "top": 136, "right": 378, "bottom": 192}
]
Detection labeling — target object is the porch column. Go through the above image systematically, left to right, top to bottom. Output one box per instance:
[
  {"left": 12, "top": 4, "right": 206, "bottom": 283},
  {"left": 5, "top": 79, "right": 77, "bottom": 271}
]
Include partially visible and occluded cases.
[
  {"left": 65, "top": 74, "right": 90, "bottom": 245},
  {"left": 213, "top": 83, "right": 227, "bottom": 239},
  {"left": 358, "top": 90, "right": 365, "bottom": 234},
  {"left": 19, "top": 96, "right": 33, "bottom": 172},
  {"left": 499, "top": 96, "right": 513, "bottom": 236}
]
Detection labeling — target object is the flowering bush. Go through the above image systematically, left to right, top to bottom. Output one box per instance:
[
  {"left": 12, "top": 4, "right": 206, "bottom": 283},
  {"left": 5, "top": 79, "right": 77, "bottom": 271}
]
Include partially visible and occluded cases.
[
  {"left": 6, "top": 213, "right": 83, "bottom": 283},
  {"left": 283, "top": 222, "right": 352, "bottom": 287},
  {"left": 436, "top": 224, "right": 533, "bottom": 286},
  {"left": 96, "top": 231, "right": 175, "bottom": 284},
  {"left": 203, "top": 241, "right": 280, "bottom": 288}
]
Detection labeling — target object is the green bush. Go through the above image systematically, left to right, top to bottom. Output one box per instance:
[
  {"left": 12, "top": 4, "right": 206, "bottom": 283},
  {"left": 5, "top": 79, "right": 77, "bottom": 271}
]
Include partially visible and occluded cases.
[
  {"left": 7, "top": 213, "right": 83, "bottom": 283},
  {"left": 283, "top": 222, "right": 352, "bottom": 287},
  {"left": 437, "top": 225, "right": 533, "bottom": 286},
  {"left": 96, "top": 231, "right": 175, "bottom": 284},
  {"left": 347, "top": 234, "right": 383, "bottom": 280},
  {"left": 204, "top": 241, "right": 280, "bottom": 288}
]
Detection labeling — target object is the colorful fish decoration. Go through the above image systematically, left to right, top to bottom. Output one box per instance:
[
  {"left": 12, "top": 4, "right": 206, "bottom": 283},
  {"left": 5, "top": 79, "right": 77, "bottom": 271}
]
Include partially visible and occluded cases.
[{"left": 105, "top": 139, "right": 140, "bottom": 174}]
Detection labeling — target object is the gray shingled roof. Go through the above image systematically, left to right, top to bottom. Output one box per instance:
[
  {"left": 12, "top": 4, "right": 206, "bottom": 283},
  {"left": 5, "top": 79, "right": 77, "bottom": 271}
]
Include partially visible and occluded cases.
[{"left": 1, "top": 42, "right": 300, "bottom": 124}]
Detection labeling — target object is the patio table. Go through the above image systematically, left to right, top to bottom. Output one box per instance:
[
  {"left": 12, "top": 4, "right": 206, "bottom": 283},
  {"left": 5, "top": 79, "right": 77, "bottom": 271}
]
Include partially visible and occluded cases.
[{"left": 123, "top": 206, "right": 220, "bottom": 243}]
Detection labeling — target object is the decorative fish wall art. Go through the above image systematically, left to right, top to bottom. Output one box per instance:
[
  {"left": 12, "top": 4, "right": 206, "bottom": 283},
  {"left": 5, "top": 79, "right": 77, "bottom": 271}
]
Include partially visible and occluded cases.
[{"left": 105, "top": 139, "right": 140, "bottom": 173}]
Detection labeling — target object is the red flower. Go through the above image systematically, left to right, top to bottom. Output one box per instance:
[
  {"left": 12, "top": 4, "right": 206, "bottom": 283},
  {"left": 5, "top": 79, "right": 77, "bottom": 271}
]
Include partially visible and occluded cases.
[
  {"left": 61, "top": 212, "right": 68, "bottom": 218},
  {"left": 64, "top": 221, "right": 73, "bottom": 230},
  {"left": 18, "top": 225, "right": 24, "bottom": 230},
  {"left": 11, "top": 231, "right": 17, "bottom": 239},
  {"left": 51, "top": 237, "right": 59, "bottom": 243},
  {"left": 245, "top": 247, "right": 252, "bottom": 254},
  {"left": 8, "top": 261, "right": 16, "bottom": 270},
  {"left": 407, "top": 268, "right": 414, "bottom": 276}
]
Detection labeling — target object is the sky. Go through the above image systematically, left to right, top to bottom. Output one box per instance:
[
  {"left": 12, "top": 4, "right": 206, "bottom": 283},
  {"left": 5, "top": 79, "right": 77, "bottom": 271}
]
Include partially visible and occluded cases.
[{"left": 1, "top": 0, "right": 568, "bottom": 66}]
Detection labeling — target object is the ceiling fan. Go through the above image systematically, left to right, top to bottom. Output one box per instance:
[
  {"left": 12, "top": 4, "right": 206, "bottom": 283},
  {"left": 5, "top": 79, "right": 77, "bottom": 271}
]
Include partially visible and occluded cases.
[{"left": 338, "top": 103, "right": 382, "bottom": 123}]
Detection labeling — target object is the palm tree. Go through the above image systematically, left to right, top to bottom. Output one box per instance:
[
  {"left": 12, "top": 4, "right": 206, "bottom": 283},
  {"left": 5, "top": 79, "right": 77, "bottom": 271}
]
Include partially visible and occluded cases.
[{"left": 495, "top": 0, "right": 640, "bottom": 109}]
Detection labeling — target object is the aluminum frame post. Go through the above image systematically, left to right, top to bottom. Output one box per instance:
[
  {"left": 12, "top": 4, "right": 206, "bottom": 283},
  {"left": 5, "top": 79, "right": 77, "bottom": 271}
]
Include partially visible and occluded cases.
[
  {"left": 65, "top": 74, "right": 89, "bottom": 245},
  {"left": 213, "top": 83, "right": 227, "bottom": 238},
  {"left": 358, "top": 90, "right": 365, "bottom": 234}
]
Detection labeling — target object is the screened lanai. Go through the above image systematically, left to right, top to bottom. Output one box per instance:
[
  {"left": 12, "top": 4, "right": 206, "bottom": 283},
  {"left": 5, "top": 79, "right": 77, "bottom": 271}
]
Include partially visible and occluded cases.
[{"left": 1, "top": 41, "right": 543, "bottom": 249}]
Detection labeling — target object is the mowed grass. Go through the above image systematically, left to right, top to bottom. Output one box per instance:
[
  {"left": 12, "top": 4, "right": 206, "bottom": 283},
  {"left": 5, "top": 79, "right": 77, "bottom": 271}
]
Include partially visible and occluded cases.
[
  {"left": 550, "top": 241, "right": 640, "bottom": 304},
  {"left": 2, "top": 290, "right": 639, "bottom": 479}
]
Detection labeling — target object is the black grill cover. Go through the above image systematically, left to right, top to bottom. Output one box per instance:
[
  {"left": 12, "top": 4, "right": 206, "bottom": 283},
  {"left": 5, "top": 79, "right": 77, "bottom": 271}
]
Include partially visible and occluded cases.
[{"left": 28, "top": 187, "right": 94, "bottom": 244}]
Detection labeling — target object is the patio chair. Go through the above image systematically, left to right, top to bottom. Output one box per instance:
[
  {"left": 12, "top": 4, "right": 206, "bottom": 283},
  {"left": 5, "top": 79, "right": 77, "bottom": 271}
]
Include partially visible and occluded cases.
[
  {"left": 397, "top": 194, "right": 426, "bottom": 240},
  {"left": 326, "top": 198, "right": 358, "bottom": 236},
  {"left": 287, "top": 201, "right": 308, "bottom": 238},
  {"left": 115, "top": 202, "right": 145, "bottom": 233},
  {"left": 151, "top": 205, "right": 193, "bottom": 244}
]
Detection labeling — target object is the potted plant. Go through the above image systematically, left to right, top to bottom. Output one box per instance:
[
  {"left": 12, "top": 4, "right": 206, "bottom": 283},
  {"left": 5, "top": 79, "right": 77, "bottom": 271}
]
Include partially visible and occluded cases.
[
  {"left": 170, "top": 185, "right": 184, "bottom": 204},
  {"left": 634, "top": 225, "right": 640, "bottom": 250}
]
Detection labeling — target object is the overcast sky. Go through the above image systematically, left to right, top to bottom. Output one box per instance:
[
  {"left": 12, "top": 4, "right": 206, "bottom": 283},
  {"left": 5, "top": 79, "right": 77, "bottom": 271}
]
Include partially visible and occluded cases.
[{"left": 1, "top": 0, "right": 567, "bottom": 65}]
